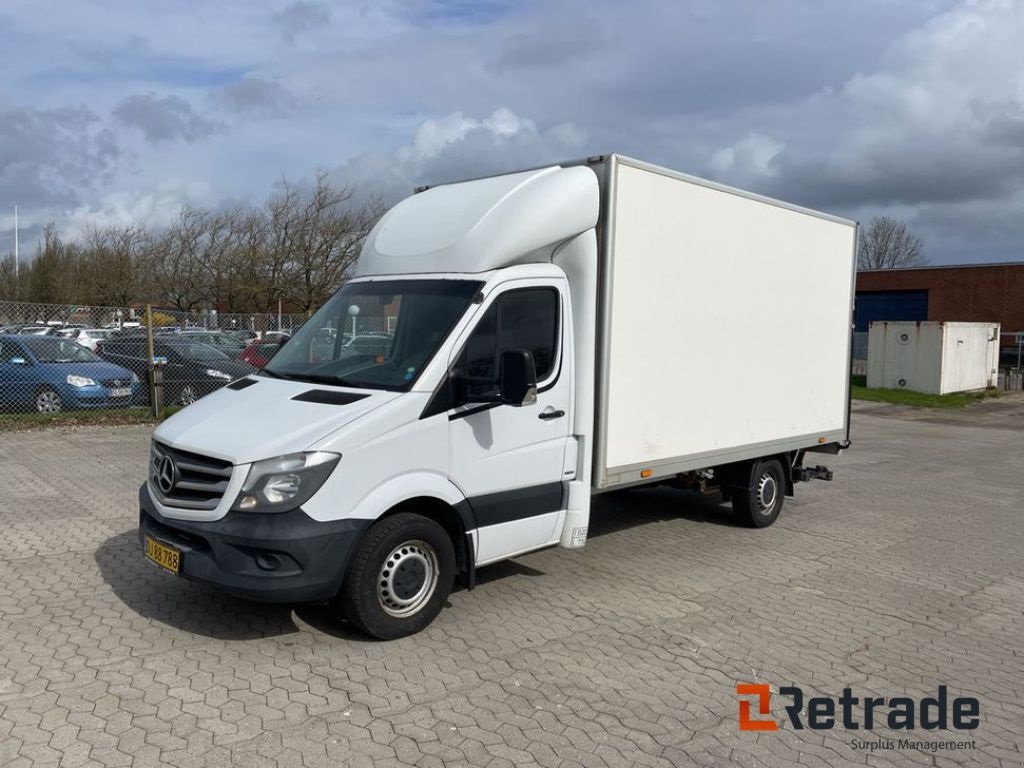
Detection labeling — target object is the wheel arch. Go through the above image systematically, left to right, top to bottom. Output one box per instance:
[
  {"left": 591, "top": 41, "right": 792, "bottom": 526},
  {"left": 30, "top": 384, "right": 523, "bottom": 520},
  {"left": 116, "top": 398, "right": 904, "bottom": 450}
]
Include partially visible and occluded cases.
[
  {"left": 716, "top": 453, "right": 795, "bottom": 495},
  {"left": 337, "top": 474, "right": 476, "bottom": 587},
  {"left": 379, "top": 497, "right": 474, "bottom": 586}
]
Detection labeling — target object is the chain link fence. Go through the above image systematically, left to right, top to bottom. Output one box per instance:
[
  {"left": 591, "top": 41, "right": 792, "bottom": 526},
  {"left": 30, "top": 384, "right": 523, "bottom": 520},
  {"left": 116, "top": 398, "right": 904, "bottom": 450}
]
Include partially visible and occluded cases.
[
  {"left": 0, "top": 299, "right": 394, "bottom": 425},
  {"left": 998, "top": 332, "right": 1024, "bottom": 391}
]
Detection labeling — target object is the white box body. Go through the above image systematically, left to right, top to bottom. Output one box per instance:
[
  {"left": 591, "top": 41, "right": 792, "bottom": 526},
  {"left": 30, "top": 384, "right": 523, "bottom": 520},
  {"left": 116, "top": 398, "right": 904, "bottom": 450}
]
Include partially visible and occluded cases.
[{"left": 594, "top": 157, "right": 857, "bottom": 488}]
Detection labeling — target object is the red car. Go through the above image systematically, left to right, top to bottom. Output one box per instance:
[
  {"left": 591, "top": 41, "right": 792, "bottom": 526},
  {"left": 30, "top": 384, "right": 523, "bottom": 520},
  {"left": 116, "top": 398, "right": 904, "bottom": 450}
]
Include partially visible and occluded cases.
[{"left": 239, "top": 337, "right": 287, "bottom": 368}]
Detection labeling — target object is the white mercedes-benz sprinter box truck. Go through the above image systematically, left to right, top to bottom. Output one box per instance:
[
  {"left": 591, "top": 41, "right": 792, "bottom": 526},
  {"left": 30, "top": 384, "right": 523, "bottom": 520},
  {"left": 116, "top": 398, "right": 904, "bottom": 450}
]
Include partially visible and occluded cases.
[{"left": 140, "top": 155, "right": 857, "bottom": 638}]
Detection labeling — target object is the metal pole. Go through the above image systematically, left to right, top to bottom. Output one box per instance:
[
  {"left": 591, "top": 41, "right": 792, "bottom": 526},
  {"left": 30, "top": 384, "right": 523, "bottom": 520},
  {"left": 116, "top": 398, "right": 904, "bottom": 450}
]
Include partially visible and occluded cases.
[{"left": 146, "top": 304, "right": 159, "bottom": 417}]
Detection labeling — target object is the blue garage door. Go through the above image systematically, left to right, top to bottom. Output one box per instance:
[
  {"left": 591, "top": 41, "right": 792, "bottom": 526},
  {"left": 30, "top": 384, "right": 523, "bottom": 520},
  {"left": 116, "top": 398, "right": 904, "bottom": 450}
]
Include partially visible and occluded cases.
[{"left": 854, "top": 290, "right": 928, "bottom": 332}]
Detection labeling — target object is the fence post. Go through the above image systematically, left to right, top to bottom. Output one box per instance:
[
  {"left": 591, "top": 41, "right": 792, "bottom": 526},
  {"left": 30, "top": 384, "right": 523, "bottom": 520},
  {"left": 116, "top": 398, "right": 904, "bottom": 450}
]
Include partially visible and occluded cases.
[{"left": 146, "top": 304, "right": 161, "bottom": 418}]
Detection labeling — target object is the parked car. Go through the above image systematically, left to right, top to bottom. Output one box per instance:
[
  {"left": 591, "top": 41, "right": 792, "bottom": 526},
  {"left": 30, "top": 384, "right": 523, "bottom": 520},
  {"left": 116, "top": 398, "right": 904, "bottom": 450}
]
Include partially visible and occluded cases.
[
  {"left": 103, "top": 321, "right": 141, "bottom": 330},
  {"left": 0, "top": 324, "right": 39, "bottom": 333},
  {"left": 15, "top": 325, "right": 59, "bottom": 336},
  {"left": 55, "top": 328, "right": 116, "bottom": 351},
  {"left": 227, "top": 329, "right": 259, "bottom": 343},
  {"left": 174, "top": 331, "right": 248, "bottom": 356},
  {"left": 342, "top": 333, "right": 393, "bottom": 356},
  {"left": 0, "top": 334, "right": 140, "bottom": 413},
  {"left": 239, "top": 337, "right": 287, "bottom": 369},
  {"left": 98, "top": 338, "right": 256, "bottom": 406}
]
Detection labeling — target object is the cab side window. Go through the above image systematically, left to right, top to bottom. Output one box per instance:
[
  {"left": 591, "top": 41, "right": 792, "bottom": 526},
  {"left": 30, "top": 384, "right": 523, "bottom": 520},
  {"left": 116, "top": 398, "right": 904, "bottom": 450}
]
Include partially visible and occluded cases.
[
  {"left": 455, "top": 288, "right": 559, "bottom": 397},
  {"left": 499, "top": 289, "right": 558, "bottom": 378}
]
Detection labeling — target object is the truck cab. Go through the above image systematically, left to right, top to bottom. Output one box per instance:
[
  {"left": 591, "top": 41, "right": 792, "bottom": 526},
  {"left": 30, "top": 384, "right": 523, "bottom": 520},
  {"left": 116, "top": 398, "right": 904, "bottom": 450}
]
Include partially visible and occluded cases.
[{"left": 140, "top": 164, "right": 602, "bottom": 639}]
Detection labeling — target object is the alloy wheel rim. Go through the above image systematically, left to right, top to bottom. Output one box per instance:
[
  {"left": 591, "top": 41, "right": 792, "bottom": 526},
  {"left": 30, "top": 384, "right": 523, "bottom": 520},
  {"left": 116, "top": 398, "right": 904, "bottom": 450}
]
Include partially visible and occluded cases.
[{"left": 36, "top": 391, "right": 61, "bottom": 413}]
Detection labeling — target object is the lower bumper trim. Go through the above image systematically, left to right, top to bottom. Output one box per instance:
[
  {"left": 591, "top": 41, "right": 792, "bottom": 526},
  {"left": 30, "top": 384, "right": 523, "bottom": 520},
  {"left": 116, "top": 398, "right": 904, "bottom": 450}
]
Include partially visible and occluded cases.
[{"left": 138, "top": 484, "right": 369, "bottom": 604}]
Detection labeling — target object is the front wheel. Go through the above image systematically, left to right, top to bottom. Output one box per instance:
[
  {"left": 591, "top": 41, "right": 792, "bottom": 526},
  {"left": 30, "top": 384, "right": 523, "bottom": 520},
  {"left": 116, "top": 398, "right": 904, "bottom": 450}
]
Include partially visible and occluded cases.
[
  {"left": 177, "top": 385, "right": 198, "bottom": 406},
  {"left": 35, "top": 387, "right": 63, "bottom": 414},
  {"left": 731, "top": 459, "right": 785, "bottom": 528},
  {"left": 339, "top": 513, "right": 455, "bottom": 640}
]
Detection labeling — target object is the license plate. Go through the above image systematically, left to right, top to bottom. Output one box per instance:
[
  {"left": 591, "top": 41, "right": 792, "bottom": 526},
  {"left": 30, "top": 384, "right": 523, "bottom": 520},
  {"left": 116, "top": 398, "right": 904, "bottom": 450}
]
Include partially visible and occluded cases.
[
  {"left": 110, "top": 387, "right": 131, "bottom": 398},
  {"left": 144, "top": 536, "right": 181, "bottom": 574}
]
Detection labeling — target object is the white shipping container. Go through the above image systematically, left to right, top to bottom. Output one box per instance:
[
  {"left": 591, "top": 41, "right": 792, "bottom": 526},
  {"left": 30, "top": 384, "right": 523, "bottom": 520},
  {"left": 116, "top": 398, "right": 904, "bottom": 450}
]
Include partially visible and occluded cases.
[{"left": 866, "top": 321, "right": 999, "bottom": 395}]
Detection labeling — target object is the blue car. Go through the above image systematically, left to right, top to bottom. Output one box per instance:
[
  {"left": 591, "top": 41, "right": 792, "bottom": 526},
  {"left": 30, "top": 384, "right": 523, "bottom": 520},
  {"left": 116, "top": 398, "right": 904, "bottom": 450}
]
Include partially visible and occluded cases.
[{"left": 0, "top": 334, "right": 140, "bottom": 413}]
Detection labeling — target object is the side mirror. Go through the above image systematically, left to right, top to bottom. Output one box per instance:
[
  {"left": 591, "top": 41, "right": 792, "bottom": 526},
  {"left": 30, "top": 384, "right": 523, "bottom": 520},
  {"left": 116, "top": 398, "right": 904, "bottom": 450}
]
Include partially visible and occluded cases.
[{"left": 499, "top": 349, "right": 538, "bottom": 406}]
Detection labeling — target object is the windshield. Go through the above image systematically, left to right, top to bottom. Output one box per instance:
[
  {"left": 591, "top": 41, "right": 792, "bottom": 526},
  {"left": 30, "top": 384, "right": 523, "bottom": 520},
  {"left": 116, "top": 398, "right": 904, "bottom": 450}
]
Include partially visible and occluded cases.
[
  {"left": 265, "top": 279, "right": 482, "bottom": 391},
  {"left": 23, "top": 337, "right": 101, "bottom": 363}
]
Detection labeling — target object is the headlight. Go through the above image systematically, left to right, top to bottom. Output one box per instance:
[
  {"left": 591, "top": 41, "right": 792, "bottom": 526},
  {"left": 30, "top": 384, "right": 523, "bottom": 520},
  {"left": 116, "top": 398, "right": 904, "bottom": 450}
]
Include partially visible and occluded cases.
[
  {"left": 205, "top": 368, "right": 232, "bottom": 380},
  {"left": 66, "top": 375, "right": 96, "bottom": 387},
  {"left": 233, "top": 452, "right": 340, "bottom": 513}
]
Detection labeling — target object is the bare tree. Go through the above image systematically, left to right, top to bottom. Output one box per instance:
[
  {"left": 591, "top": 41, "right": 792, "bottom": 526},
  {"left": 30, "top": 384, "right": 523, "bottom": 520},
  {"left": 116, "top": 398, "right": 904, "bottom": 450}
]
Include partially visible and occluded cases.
[
  {"left": 282, "top": 172, "right": 384, "bottom": 312},
  {"left": 1, "top": 175, "right": 382, "bottom": 312},
  {"left": 143, "top": 208, "right": 214, "bottom": 311},
  {"left": 220, "top": 208, "right": 271, "bottom": 312},
  {"left": 858, "top": 216, "right": 926, "bottom": 270},
  {"left": 27, "top": 224, "right": 82, "bottom": 304},
  {"left": 81, "top": 225, "right": 147, "bottom": 306},
  {"left": 0, "top": 255, "right": 21, "bottom": 301}
]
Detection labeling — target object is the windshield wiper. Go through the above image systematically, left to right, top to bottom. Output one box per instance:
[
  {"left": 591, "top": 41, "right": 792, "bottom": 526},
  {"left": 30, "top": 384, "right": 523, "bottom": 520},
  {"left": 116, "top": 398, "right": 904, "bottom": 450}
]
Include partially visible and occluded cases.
[
  {"left": 258, "top": 368, "right": 292, "bottom": 380},
  {"left": 272, "top": 371, "right": 361, "bottom": 388},
  {"left": 294, "top": 373, "right": 360, "bottom": 387}
]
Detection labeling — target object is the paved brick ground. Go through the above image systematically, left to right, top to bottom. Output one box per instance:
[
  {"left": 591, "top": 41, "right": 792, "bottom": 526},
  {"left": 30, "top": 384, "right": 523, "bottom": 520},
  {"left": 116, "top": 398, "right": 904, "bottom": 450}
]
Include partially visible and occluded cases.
[{"left": 0, "top": 401, "right": 1022, "bottom": 767}]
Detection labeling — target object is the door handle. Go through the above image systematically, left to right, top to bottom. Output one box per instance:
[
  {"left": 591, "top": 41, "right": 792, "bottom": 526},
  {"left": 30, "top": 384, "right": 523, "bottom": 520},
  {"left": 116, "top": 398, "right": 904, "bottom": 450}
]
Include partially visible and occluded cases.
[{"left": 538, "top": 409, "right": 565, "bottom": 420}]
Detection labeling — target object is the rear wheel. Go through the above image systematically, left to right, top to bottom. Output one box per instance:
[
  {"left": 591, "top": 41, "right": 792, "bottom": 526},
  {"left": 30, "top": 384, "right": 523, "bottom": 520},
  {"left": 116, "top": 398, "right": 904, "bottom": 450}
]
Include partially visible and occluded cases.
[
  {"left": 35, "top": 387, "right": 62, "bottom": 414},
  {"left": 731, "top": 459, "right": 785, "bottom": 528},
  {"left": 339, "top": 512, "right": 455, "bottom": 640}
]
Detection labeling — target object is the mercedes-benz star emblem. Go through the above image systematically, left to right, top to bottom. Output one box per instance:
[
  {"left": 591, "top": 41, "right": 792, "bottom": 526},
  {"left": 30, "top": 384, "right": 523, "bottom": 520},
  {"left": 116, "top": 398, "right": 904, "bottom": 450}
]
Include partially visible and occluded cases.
[{"left": 157, "top": 456, "right": 176, "bottom": 494}]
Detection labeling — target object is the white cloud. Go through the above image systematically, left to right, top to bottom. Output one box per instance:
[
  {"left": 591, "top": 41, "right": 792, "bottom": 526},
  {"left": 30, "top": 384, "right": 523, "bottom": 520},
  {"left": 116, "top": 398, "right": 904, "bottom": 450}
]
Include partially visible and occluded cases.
[
  {"left": 747, "top": 0, "right": 1024, "bottom": 209},
  {"left": 337, "top": 108, "right": 589, "bottom": 202},
  {"left": 709, "top": 133, "right": 784, "bottom": 179},
  {"left": 62, "top": 181, "right": 213, "bottom": 241}
]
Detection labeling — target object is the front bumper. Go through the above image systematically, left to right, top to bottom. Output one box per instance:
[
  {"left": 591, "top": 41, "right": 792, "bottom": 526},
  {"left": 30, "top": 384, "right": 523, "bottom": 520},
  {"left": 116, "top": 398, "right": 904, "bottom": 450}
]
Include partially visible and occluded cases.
[
  {"left": 65, "top": 383, "right": 138, "bottom": 408},
  {"left": 138, "top": 484, "right": 368, "bottom": 604}
]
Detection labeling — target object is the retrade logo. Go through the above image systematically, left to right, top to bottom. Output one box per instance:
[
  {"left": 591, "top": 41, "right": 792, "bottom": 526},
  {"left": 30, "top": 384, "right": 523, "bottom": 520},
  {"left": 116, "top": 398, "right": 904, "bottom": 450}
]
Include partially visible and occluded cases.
[
  {"left": 736, "top": 684, "right": 980, "bottom": 732},
  {"left": 737, "top": 684, "right": 778, "bottom": 731}
]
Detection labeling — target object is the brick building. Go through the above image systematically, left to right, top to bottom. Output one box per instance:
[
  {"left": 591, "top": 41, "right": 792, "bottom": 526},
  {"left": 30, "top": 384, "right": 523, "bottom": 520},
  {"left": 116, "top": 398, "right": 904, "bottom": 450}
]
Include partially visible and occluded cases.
[{"left": 855, "top": 263, "right": 1024, "bottom": 335}]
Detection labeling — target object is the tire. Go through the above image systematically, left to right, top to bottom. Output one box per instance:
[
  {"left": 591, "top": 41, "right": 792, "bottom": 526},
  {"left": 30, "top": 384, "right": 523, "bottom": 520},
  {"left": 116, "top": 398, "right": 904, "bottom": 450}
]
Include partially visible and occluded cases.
[
  {"left": 35, "top": 387, "right": 63, "bottom": 414},
  {"left": 732, "top": 459, "right": 785, "bottom": 528},
  {"left": 339, "top": 513, "right": 455, "bottom": 640}
]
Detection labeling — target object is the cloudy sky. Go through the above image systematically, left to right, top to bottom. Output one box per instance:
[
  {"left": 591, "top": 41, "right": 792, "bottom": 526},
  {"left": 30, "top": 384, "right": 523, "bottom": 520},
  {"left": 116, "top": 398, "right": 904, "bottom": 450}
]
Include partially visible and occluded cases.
[{"left": 1, "top": 0, "right": 1022, "bottom": 264}]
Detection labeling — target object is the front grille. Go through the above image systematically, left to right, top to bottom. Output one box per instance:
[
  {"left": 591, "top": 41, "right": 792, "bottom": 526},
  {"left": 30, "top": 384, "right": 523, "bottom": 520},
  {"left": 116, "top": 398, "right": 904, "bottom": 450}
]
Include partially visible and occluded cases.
[
  {"left": 102, "top": 378, "right": 132, "bottom": 388},
  {"left": 150, "top": 441, "right": 233, "bottom": 511}
]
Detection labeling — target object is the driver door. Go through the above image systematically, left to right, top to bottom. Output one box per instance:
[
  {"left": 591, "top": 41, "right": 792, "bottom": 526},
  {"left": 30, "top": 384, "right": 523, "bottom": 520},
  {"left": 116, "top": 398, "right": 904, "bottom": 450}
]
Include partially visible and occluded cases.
[{"left": 447, "top": 279, "right": 572, "bottom": 565}]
